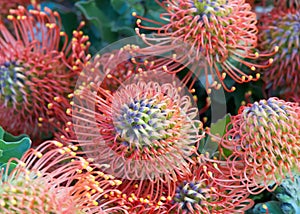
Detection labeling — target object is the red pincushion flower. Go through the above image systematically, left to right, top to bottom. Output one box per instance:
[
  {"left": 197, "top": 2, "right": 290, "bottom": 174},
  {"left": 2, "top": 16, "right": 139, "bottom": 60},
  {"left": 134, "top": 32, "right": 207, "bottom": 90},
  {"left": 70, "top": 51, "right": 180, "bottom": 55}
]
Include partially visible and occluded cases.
[
  {"left": 134, "top": 0, "right": 277, "bottom": 92},
  {"left": 0, "top": 6, "right": 90, "bottom": 142},
  {"left": 258, "top": 8, "right": 300, "bottom": 97},
  {"left": 62, "top": 45, "right": 204, "bottom": 185},
  {"left": 71, "top": 74, "right": 203, "bottom": 182},
  {"left": 220, "top": 97, "right": 300, "bottom": 194},
  {"left": 0, "top": 140, "right": 128, "bottom": 213},
  {"left": 111, "top": 154, "right": 253, "bottom": 214},
  {"left": 167, "top": 158, "right": 253, "bottom": 214}
]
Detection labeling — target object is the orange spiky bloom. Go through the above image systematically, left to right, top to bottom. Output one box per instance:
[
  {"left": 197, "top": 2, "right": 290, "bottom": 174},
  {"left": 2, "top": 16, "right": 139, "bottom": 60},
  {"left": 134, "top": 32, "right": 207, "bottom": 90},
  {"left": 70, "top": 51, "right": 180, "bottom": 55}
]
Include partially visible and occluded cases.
[
  {"left": 133, "top": 0, "right": 278, "bottom": 92},
  {"left": 0, "top": 6, "right": 90, "bottom": 142},
  {"left": 258, "top": 8, "right": 300, "bottom": 97},
  {"left": 57, "top": 44, "right": 156, "bottom": 141},
  {"left": 61, "top": 46, "right": 203, "bottom": 186},
  {"left": 70, "top": 75, "right": 203, "bottom": 182},
  {"left": 220, "top": 97, "right": 300, "bottom": 194},
  {"left": 0, "top": 140, "right": 128, "bottom": 213},
  {"left": 110, "top": 154, "right": 253, "bottom": 214}
]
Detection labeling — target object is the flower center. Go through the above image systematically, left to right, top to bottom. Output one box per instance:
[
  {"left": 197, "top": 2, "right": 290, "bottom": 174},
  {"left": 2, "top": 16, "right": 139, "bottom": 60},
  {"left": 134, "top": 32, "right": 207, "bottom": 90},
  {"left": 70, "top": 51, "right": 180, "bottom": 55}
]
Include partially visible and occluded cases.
[
  {"left": 192, "top": 0, "right": 230, "bottom": 18},
  {"left": 263, "top": 11, "right": 300, "bottom": 62},
  {"left": 0, "top": 61, "right": 27, "bottom": 107},
  {"left": 114, "top": 94, "right": 176, "bottom": 149},
  {"left": 243, "top": 98, "right": 288, "bottom": 120},
  {"left": 173, "top": 180, "right": 210, "bottom": 211}
]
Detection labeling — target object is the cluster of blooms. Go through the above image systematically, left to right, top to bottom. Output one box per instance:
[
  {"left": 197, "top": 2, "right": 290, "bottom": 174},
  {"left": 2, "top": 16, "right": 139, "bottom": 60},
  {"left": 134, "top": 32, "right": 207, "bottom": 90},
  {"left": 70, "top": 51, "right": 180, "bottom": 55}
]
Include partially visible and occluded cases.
[
  {"left": 0, "top": 0, "right": 300, "bottom": 213},
  {"left": 0, "top": 5, "right": 90, "bottom": 142}
]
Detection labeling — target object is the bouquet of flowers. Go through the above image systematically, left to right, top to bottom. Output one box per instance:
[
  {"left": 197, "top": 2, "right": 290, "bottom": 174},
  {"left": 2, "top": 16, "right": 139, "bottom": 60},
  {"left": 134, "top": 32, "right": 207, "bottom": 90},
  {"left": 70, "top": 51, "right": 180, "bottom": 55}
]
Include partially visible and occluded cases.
[{"left": 0, "top": 0, "right": 299, "bottom": 213}]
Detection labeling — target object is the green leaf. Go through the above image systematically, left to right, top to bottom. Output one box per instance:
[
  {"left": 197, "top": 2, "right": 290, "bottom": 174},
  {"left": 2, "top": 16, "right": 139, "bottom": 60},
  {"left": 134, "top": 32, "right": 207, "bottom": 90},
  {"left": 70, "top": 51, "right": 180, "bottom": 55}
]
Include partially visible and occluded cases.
[
  {"left": 75, "top": 0, "right": 118, "bottom": 42},
  {"left": 111, "top": 0, "right": 129, "bottom": 14},
  {"left": 145, "top": 0, "right": 160, "bottom": 9},
  {"left": 131, "top": 3, "right": 145, "bottom": 16},
  {"left": 111, "top": 24, "right": 135, "bottom": 36},
  {"left": 199, "top": 114, "right": 231, "bottom": 156},
  {"left": 210, "top": 114, "right": 231, "bottom": 137},
  {"left": 0, "top": 126, "right": 31, "bottom": 163},
  {"left": 0, "top": 162, "right": 18, "bottom": 176},
  {"left": 252, "top": 201, "right": 284, "bottom": 214}
]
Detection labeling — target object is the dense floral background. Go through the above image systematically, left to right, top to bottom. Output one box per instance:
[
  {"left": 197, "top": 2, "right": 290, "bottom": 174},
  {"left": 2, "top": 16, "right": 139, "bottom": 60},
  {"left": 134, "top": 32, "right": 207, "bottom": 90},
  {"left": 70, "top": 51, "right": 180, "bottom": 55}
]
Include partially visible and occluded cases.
[{"left": 0, "top": 0, "right": 299, "bottom": 213}]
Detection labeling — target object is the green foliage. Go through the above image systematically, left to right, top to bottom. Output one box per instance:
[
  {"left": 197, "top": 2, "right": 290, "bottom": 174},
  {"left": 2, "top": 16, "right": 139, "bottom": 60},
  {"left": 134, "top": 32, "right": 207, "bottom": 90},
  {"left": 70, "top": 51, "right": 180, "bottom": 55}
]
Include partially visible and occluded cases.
[
  {"left": 73, "top": 0, "right": 164, "bottom": 53},
  {"left": 199, "top": 114, "right": 231, "bottom": 156},
  {"left": 0, "top": 127, "right": 31, "bottom": 173},
  {"left": 247, "top": 175, "right": 300, "bottom": 214},
  {"left": 274, "top": 175, "right": 300, "bottom": 214},
  {"left": 250, "top": 201, "right": 284, "bottom": 214}
]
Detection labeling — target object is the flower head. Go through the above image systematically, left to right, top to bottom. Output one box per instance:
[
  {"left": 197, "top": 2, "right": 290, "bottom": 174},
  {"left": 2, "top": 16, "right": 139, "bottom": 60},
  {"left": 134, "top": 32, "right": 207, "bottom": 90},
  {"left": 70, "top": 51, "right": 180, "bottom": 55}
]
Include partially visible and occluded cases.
[
  {"left": 134, "top": 0, "right": 277, "bottom": 92},
  {"left": 0, "top": 6, "right": 90, "bottom": 141},
  {"left": 258, "top": 8, "right": 300, "bottom": 95},
  {"left": 71, "top": 69, "right": 203, "bottom": 182},
  {"left": 221, "top": 97, "right": 300, "bottom": 194},
  {"left": 0, "top": 140, "right": 127, "bottom": 213},
  {"left": 169, "top": 154, "right": 254, "bottom": 214},
  {"left": 114, "top": 155, "right": 253, "bottom": 214}
]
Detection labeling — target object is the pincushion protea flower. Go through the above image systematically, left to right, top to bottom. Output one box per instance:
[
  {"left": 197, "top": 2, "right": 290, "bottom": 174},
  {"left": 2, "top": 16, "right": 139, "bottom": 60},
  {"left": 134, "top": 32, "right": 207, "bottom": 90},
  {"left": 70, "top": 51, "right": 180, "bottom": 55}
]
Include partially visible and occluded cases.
[
  {"left": 133, "top": 0, "right": 277, "bottom": 92},
  {"left": 0, "top": 6, "right": 90, "bottom": 141},
  {"left": 258, "top": 8, "right": 300, "bottom": 96},
  {"left": 70, "top": 70, "right": 203, "bottom": 182},
  {"left": 220, "top": 97, "right": 300, "bottom": 194},
  {"left": 0, "top": 140, "right": 128, "bottom": 213},
  {"left": 111, "top": 154, "right": 253, "bottom": 214}
]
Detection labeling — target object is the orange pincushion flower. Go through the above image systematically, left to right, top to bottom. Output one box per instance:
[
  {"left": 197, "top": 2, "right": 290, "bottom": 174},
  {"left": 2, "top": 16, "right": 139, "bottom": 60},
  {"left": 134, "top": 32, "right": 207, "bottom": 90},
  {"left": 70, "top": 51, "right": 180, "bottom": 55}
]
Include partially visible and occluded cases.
[
  {"left": 134, "top": 0, "right": 277, "bottom": 92},
  {"left": 0, "top": 6, "right": 90, "bottom": 141},
  {"left": 258, "top": 8, "right": 300, "bottom": 97},
  {"left": 62, "top": 45, "right": 203, "bottom": 185},
  {"left": 71, "top": 76, "right": 202, "bottom": 182},
  {"left": 220, "top": 97, "right": 300, "bottom": 194},
  {"left": 0, "top": 140, "right": 128, "bottom": 213},
  {"left": 112, "top": 154, "right": 253, "bottom": 214},
  {"left": 167, "top": 159, "right": 253, "bottom": 214}
]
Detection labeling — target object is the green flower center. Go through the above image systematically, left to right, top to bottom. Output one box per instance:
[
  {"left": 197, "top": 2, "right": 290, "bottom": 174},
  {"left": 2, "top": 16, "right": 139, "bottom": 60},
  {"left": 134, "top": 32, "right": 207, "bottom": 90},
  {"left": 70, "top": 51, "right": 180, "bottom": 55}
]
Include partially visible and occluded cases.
[
  {"left": 192, "top": 0, "right": 230, "bottom": 18},
  {"left": 0, "top": 61, "right": 27, "bottom": 108},
  {"left": 114, "top": 96, "right": 176, "bottom": 150},
  {"left": 242, "top": 98, "right": 291, "bottom": 134},
  {"left": 0, "top": 173, "right": 79, "bottom": 213},
  {"left": 173, "top": 180, "right": 211, "bottom": 211}
]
